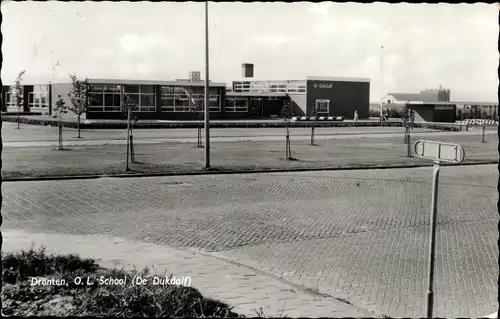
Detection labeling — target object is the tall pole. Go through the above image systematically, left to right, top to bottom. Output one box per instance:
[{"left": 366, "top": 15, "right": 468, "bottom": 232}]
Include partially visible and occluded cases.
[
  {"left": 204, "top": 1, "right": 210, "bottom": 169},
  {"left": 380, "top": 45, "right": 384, "bottom": 125},
  {"left": 426, "top": 160, "right": 440, "bottom": 318}
]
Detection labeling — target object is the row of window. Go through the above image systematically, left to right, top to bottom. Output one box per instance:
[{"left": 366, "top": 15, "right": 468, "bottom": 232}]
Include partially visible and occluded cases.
[
  {"left": 233, "top": 81, "right": 306, "bottom": 94},
  {"left": 88, "top": 84, "right": 154, "bottom": 112},
  {"left": 88, "top": 85, "right": 223, "bottom": 112},
  {"left": 161, "top": 86, "right": 221, "bottom": 112},
  {"left": 234, "top": 87, "right": 306, "bottom": 93},
  {"left": 4, "top": 89, "right": 330, "bottom": 114},
  {"left": 4, "top": 92, "right": 50, "bottom": 108},
  {"left": 29, "top": 92, "right": 49, "bottom": 109},
  {"left": 87, "top": 97, "right": 252, "bottom": 113},
  {"left": 225, "top": 98, "right": 249, "bottom": 112}
]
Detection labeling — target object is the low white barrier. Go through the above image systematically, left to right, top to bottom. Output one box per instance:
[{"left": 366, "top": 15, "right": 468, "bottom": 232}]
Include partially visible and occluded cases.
[
  {"left": 291, "top": 116, "right": 345, "bottom": 121},
  {"left": 455, "top": 120, "right": 498, "bottom": 125}
]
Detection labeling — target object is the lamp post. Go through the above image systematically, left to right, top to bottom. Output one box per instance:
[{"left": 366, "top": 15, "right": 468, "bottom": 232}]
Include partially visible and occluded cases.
[{"left": 204, "top": 1, "right": 211, "bottom": 169}]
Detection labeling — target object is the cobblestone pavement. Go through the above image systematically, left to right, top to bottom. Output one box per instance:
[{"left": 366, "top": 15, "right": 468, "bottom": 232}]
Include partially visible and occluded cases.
[
  {"left": 2, "top": 165, "right": 498, "bottom": 317},
  {"left": 2, "top": 229, "right": 373, "bottom": 318}
]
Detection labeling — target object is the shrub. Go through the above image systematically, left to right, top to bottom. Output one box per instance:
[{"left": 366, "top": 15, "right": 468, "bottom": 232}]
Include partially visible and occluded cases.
[
  {"left": 1, "top": 116, "right": 461, "bottom": 131},
  {"left": 2, "top": 245, "right": 99, "bottom": 284},
  {"left": 2, "top": 246, "right": 242, "bottom": 317}
]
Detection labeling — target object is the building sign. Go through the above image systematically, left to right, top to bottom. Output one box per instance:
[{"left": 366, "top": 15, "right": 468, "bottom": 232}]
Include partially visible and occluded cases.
[
  {"left": 312, "top": 83, "right": 333, "bottom": 89},
  {"left": 434, "top": 105, "right": 454, "bottom": 110}
]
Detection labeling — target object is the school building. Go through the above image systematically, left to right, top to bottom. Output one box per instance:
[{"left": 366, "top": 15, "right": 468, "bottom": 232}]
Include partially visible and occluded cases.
[{"left": 2, "top": 71, "right": 371, "bottom": 121}]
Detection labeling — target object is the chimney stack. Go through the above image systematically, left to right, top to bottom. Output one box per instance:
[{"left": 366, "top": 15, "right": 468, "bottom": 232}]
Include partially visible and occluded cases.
[
  {"left": 242, "top": 63, "right": 254, "bottom": 78},
  {"left": 189, "top": 71, "right": 201, "bottom": 82}
]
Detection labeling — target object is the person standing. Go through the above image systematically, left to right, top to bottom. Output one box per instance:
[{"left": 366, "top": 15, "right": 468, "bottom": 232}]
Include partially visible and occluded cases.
[{"left": 353, "top": 110, "right": 359, "bottom": 122}]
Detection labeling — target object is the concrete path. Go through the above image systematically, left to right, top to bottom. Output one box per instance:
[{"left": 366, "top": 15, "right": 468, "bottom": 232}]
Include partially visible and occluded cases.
[{"left": 1, "top": 229, "right": 376, "bottom": 318}]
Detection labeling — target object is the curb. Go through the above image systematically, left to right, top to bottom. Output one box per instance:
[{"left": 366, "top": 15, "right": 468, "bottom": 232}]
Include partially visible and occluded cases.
[
  {"left": 2, "top": 160, "right": 498, "bottom": 182},
  {"left": 191, "top": 248, "right": 385, "bottom": 318}
]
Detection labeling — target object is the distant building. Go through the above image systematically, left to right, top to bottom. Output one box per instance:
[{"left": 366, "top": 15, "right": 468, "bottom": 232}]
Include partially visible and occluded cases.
[
  {"left": 380, "top": 85, "right": 498, "bottom": 122},
  {"left": 382, "top": 85, "right": 450, "bottom": 105},
  {"left": 420, "top": 85, "right": 450, "bottom": 103},
  {"left": 381, "top": 86, "right": 455, "bottom": 122}
]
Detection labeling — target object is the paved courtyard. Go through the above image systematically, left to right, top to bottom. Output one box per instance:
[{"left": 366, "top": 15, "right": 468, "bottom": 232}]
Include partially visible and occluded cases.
[{"left": 1, "top": 165, "right": 498, "bottom": 317}]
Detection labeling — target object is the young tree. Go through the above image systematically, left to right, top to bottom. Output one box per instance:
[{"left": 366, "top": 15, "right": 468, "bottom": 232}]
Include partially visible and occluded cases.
[
  {"left": 11, "top": 70, "right": 27, "bottom": 129},
  {"left": 67, "top": 74, "right": 89, "bottom": 138},
  {"left": 121, "top": 93, "right": 137, "bottom": 171},
  {"left": 54, "top": 95, "right": 67, "bottom": 150},
  {"left": 280, "top": 97, "right": 294, "bottom": 160},
  {"left": 191, "top": 102, "right": 203, "bottom": 148},
  {"left": 309, "top": 103, "right": 318, "bottom": 146},
  {"left": 402, "top": 105, "right": 415, "bottom": 157},
  {"left": 130, "top": 116, "right": 138, "bottom": 163}
]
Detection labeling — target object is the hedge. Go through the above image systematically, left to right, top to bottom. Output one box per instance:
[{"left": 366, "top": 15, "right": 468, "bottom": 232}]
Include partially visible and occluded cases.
[{"left": 2, "top": 116, "right": 463, "bottom": 131}]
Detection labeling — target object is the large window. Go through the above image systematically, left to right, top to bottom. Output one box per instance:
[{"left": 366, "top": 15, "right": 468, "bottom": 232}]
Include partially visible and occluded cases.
[
  {"left": 88, "top": 84, "right": 156, "bottom": 112},
  {"left": 88, "top": 84, "right": 105, "bottom": 112},
  {"left": 103, "top": 84, "right": 121, "bottom": 112},
  {"left": 29, "top": 85, "right": 49, "bottom": 110},
  {"left": 124, "top": 85, "right": 156, "bottom": 112},
  {"left": 160, "top": 86, "right": 221, "bottom": 112},
  {"left": 174, "top": 87, "right": 190, "bottom": 112},
  {"left": 5, "top": 92, "right": 16, "bottom": 109},
  {"left": 225, "top": 97, "right": 248, "bottom": 112}
]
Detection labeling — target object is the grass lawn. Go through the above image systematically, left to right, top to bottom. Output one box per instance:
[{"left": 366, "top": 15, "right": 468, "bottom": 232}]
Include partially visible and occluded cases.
[
  {"left": 2, "top": 134, "right": 497, "bottom": 179},
  {"left": 2, "top": 246, "right": 242, "bottom": 317}
]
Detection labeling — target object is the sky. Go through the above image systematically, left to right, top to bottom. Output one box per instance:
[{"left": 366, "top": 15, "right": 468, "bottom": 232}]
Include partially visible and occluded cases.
[{"left": 1, "top": 1, "right": 498, "bottom": 102}]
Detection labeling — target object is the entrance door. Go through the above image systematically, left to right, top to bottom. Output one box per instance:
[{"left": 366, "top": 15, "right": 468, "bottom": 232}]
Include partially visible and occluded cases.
[{"left": 250, "top": 98, "right": 263, "bottom": 117}]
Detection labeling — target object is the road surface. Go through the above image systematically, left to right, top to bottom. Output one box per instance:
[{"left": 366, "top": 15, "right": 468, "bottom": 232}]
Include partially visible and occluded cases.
[{"left": 2, "top": 165, "right": 498, "bottom": 317}]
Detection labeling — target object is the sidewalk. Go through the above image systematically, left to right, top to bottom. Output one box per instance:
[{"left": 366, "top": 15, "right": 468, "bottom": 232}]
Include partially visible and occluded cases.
[
  {"left": 2, "top": 129, "right": 495, "bottom": 148},
  {"left": 1, "top": 229, "right": 378, "bottom": 318}
]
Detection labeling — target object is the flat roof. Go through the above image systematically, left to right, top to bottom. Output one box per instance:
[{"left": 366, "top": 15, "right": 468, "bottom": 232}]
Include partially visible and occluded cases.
[
  {"left": 233, "top": 76, "right": 370, "bottom": 83},
  {"left": 306, "top": 76, "right": 371, "bottom": 83},
  {"left": 86, "top": 78, "right": 227, "bottom": 87},
  {"left": 233, "top": 79, "right": 306, "bottom": 83},
  {"left": 3, "top": 83, "right": 49, "bottom": 87},
  {"left": 227, "top": 92, "right": 287, "bottom": 97},
  {"left": 407, "top": 101, "right": 457, "bottom": 105},
  {"left": 451, "top": 101, "right": 498, "bottom": 106}
]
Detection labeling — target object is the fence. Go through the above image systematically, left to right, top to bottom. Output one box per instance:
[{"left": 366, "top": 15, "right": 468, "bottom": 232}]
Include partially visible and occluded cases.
[{"left": 456, "top": 119, "right": 498, "bottom": 126}]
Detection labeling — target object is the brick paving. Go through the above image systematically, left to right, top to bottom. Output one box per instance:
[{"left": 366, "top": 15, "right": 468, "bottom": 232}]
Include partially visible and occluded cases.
[{"left": 1, "top": 165, "right": 498, "bottom": 317}]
